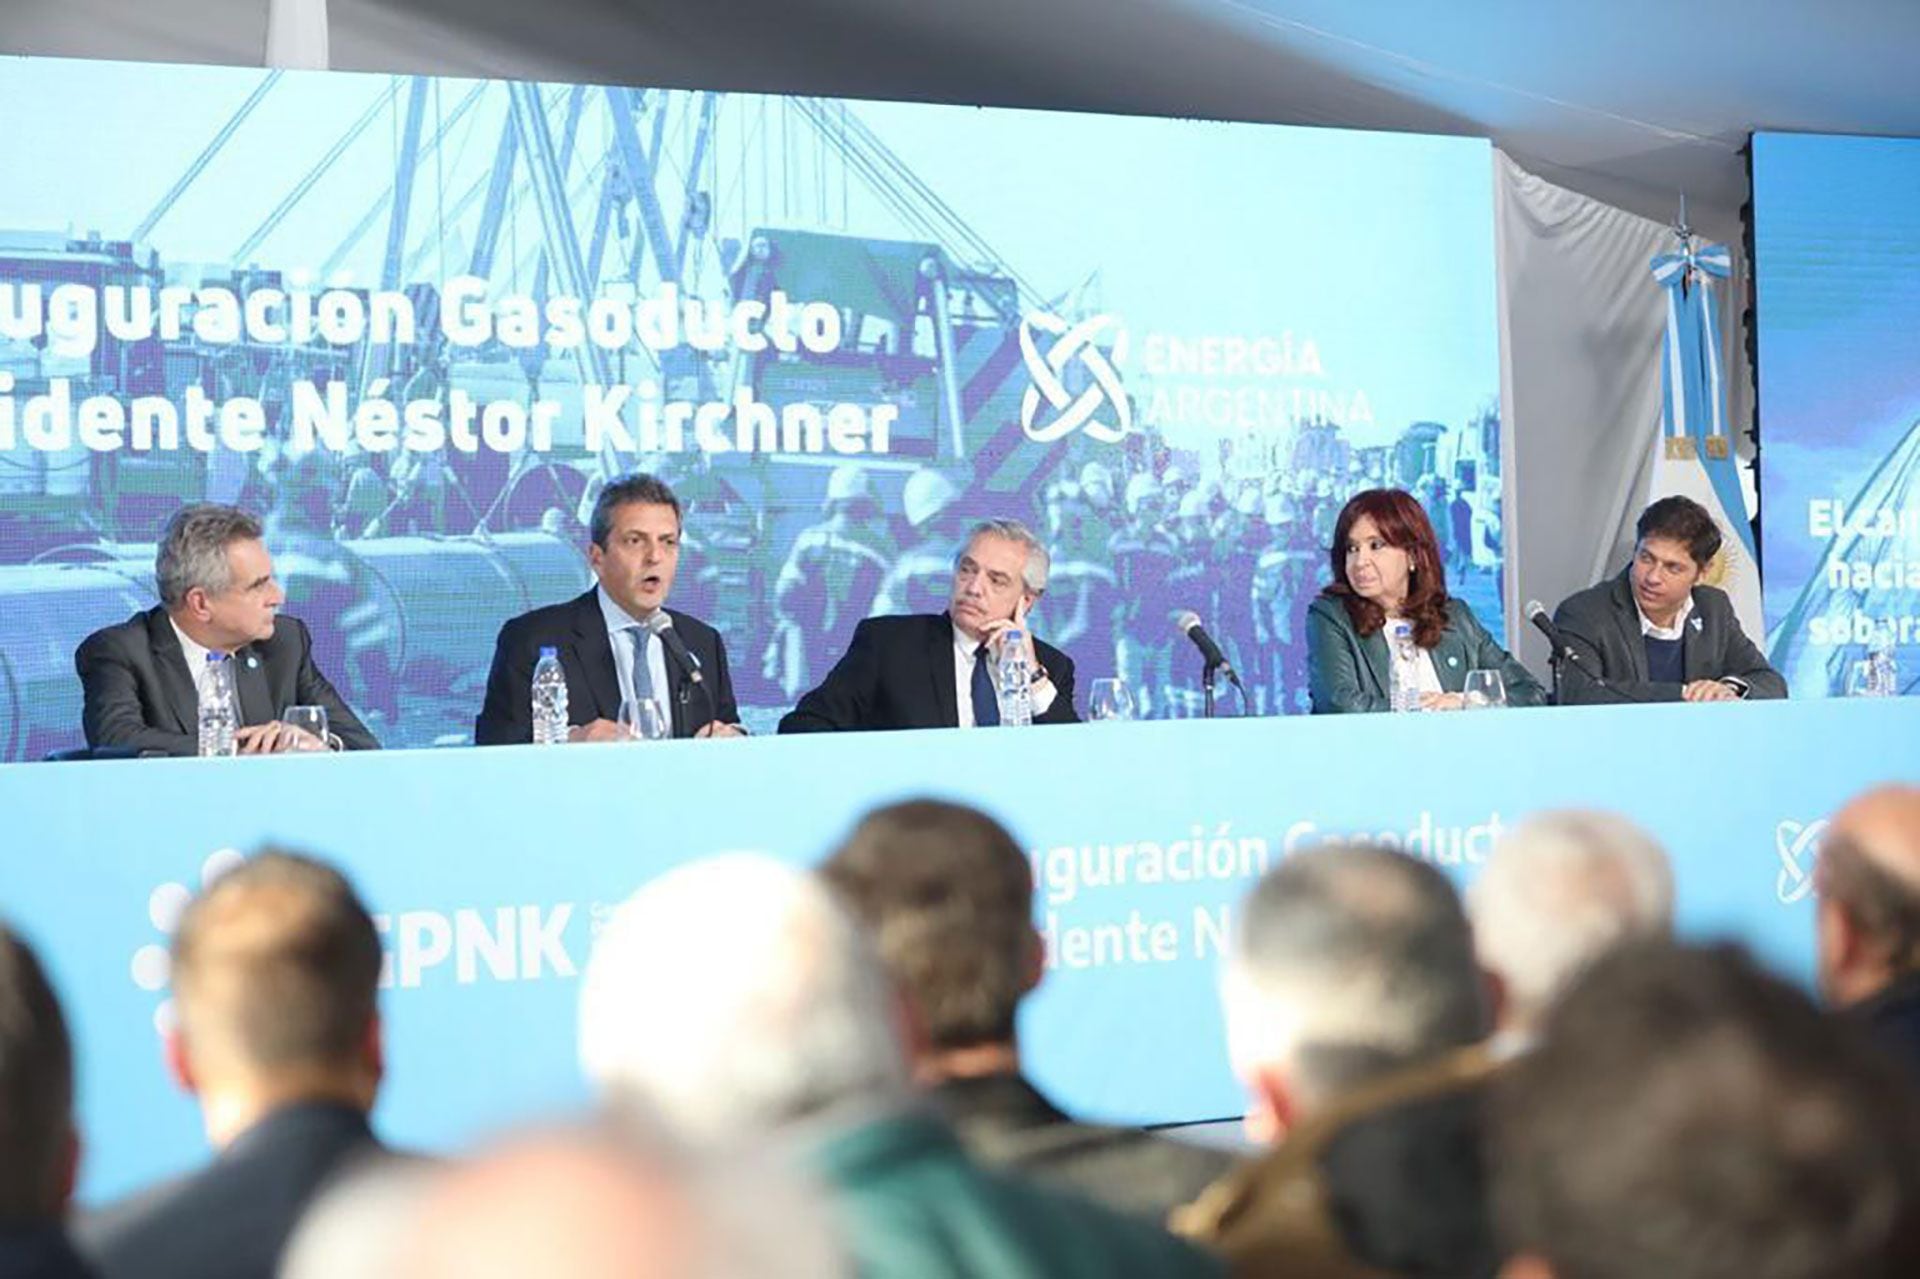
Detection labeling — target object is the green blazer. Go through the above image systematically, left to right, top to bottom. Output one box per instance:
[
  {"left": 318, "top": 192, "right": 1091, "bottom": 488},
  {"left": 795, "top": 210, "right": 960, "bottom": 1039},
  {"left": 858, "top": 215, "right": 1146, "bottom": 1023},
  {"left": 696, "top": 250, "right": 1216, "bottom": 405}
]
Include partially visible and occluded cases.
[
  {"left": 1306, "top": 595, "right": 1547, "bottom": 714},
  {"left": 812, "top": 1113, "right": 1224, "bottom": 1279}
]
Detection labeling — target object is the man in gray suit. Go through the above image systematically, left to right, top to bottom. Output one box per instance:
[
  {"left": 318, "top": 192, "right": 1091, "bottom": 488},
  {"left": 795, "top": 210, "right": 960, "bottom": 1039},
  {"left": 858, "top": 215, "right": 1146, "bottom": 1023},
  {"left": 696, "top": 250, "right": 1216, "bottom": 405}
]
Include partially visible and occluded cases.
[{"left": 1551, "top": 496, "right": 1785, "bottom": 704}]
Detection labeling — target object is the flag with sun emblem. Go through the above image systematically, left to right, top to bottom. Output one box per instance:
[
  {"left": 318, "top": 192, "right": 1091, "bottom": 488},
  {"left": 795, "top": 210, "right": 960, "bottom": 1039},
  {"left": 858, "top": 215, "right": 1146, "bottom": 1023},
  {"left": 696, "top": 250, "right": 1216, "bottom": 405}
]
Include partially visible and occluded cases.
[{"left": 1648, "top": 230, "right": 1763, "bottom": 638}]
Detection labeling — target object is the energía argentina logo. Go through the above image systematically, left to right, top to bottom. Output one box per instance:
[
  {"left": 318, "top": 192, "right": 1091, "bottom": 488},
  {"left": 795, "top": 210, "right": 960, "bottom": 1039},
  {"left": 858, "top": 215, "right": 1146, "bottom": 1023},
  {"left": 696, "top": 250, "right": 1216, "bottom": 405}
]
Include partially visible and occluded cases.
[
  {"left": 1018, "top": 310, "right": 1130, "bottom": 445},
  {"left": 1775, "top": 818, "right": 1827, "bottom": 905}
]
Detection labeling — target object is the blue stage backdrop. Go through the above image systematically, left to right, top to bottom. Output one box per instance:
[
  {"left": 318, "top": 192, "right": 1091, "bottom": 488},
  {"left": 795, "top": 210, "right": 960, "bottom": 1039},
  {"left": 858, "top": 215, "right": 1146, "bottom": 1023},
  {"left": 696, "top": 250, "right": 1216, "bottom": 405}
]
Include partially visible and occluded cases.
[
  {"left": 0, "top": 57, "right": 1503, "bottom": 754},
  {"left": 1753, "top": 132, "right": 1920, "bottom": 696},
  {"left": 0, "top": 699, "right": 1910, "bottom": 1203}
]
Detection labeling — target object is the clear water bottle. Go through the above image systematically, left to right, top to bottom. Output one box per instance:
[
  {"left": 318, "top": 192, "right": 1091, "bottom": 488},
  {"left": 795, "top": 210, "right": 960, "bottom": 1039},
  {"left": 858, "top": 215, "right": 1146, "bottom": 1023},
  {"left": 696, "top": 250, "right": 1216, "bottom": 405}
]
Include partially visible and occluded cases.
[
  {"left": 1386, "top": 619, "right": 1420, "bottom": 713},
  {"left": 997, "top": 629, "right": 1035, "bottom": 727},
  {"left": 531, "top": 646, "right": 570, "bottom": 744},
  {"left": 197, "top": 653, "right": 238, "bottom": 757}
]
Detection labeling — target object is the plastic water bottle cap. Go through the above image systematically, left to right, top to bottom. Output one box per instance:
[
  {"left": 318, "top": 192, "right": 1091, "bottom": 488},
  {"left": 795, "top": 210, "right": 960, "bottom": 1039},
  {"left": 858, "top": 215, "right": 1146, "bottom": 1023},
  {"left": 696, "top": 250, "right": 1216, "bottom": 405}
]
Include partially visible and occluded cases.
[{"left": 538, "top": 646, "right": 558, "bottom": 658}]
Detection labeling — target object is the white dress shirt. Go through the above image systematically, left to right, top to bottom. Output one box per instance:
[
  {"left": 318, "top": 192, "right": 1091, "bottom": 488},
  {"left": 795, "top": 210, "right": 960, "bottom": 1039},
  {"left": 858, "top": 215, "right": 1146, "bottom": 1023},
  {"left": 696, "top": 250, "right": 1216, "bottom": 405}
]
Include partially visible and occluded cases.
[
  {"left": 598, "top": 586, "right": 671, "bottom": 712},
  {"left": 1636, "top": 593, "right": 1695, "bottom": 641},
  {"left": 169, "top": 618, "right": 223, "bottom": 709},
  {"left": 951, "top": 621, "right": 1058, "bottom": 728}
]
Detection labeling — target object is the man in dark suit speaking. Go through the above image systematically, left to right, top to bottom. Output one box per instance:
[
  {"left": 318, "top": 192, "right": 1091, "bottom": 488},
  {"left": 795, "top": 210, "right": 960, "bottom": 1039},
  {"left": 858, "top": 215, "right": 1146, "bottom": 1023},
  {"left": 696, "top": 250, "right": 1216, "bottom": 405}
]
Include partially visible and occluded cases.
[
  {"left": 475, "top": 473, "right": 744, "bottom": 743},
  {"left": 1552, "top": 496, "right": 1786, "bottom": 704},
  {"left": 76, "top": 504, "right": 378, "bottom": 755},
  {"left": 780, "top": 517, "right": 1078, "bottom": 732}
]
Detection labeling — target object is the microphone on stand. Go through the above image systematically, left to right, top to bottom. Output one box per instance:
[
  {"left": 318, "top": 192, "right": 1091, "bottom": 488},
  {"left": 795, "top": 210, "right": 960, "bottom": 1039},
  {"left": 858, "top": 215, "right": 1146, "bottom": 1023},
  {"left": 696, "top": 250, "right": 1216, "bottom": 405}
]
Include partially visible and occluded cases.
[
  {"left": 1525, "top": 600, "right": 1658, "bottom": 705},
  {"left": 1524, "top": 601, "right": 1573, "bottom": 655},
  {"left": 1174, "top": 610, "right": 1246, "bottom": 718},
  {"left": 1174, "top": 610, "right": 1234, "bottom": 678},
  {"left": 647, "top": 612, "right": 712, "bottom": 730}
]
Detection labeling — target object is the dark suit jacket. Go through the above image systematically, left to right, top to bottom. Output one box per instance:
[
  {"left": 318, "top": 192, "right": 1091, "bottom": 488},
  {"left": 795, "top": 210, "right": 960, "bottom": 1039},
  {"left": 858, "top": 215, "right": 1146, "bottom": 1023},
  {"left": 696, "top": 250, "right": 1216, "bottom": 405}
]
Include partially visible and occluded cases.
[
  {"left": 1551, "top": 570, "right": 1786, "bottom": 704},
  {"left": 474, "top": 588, "right": 739, "bottom": 744},
  {"left": 1305, "top": 595, "right": 1548, "bottom": 714},
  {"left": 75, "top": 607, "right": 379, "bottom": 757},
  {"left": 778, "top": 612, "right": 1079, "bottom": 733},
  {"left": 1853, "top": 969, "right": 1920, "bottom": 1090},
  {"left": 933, "top": 1073, "right": 1236, "bottom": 1224},
  {"left": 78, "top": 1103, "right": 382, "bottom": 1279},
  {"left": 0, "top": 1225, "right": 98, "bottom": 1279}
]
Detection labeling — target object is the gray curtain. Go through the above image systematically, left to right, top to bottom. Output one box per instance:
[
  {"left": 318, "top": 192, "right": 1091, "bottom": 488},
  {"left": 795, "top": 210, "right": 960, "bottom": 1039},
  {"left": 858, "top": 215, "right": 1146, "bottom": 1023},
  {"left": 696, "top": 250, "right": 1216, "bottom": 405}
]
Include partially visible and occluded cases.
[{"left": 1494, "top": 151, "right": 1757, "bottom": 677}]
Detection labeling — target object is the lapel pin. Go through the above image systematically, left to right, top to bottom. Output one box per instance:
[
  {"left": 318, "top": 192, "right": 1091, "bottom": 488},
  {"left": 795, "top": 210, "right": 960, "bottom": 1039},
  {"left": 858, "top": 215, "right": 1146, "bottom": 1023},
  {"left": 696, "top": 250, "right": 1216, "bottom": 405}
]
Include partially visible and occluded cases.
[
  {"left": 1690, "top": 616, "right": 1703, "bottom": 633},
  {"left": 1447, "top": 656, "right": 1459, "bottom": 667}
]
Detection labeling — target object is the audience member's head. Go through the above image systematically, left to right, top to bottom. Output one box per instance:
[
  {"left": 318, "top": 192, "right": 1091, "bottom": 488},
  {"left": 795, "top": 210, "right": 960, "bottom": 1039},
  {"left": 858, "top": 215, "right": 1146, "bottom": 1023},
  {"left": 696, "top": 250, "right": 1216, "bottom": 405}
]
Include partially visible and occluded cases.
[
  {"left": 1816, "top": 785, "right": 1920, "bottom": 1007},
  {"left": 821, "top": 800, "right": 1040, "bottom": 1077},
  {"left": 1469, "top": 811, "right": 1672, "bottom": 1032},
  {"left": 1221, "top": 843, "right": 1487, "bottom": 1141},
  {"left": 167, "top": 849, "right": 383, "bottom": 1145},
  {"left": 578, "top": 855, "right": 910, "bottom": 1148},
  {"left": 0, "top": 925, "right": 78, "bottom": 1226},
  {"left": 1491, "top": 940, "right": 1920, "bottom": 1279},
  {"left": 389, "top": 1126, "right": 844, "bottom": 1279}
]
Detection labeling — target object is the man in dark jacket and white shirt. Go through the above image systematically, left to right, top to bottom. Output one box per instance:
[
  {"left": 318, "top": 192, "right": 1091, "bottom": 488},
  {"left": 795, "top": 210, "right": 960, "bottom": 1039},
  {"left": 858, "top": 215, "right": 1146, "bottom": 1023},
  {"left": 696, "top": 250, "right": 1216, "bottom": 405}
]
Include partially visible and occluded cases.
[
  {"left": 475, "top": 473, "right": 744, "bottom": 743},
  {"left": 1551, "top": 496, "right": 1784, "bottom": 704},
  {"left": 76, "top": 504, "right": 379, "bottom": 755},
  {"left": 80, "top": 851, "right": 390, "bottom": 1279}
]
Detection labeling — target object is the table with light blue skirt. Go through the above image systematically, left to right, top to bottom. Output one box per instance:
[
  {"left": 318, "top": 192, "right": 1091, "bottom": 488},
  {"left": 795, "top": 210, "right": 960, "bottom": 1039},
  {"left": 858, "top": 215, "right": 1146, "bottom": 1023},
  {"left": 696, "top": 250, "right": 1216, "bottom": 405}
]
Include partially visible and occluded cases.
[{"left": 2, "top": 696, "right": 1912, "bottom": 1201}]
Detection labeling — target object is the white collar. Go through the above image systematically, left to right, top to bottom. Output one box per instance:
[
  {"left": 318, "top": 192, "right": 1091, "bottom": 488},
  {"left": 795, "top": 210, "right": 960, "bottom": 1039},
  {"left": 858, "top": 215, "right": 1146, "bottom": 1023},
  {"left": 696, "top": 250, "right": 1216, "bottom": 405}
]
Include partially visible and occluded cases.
[
  {"left": 597, "top": 585, "right": 657, "bottom": 637},
  {"left": 1637, "top": 592, "right": 1695, "bottom": 642},
  {"left": 169, "top": 616, "right": 220, "bottom": 672},
  {"left": 952, "top": 618, "right": 987, "bottom": 658}
]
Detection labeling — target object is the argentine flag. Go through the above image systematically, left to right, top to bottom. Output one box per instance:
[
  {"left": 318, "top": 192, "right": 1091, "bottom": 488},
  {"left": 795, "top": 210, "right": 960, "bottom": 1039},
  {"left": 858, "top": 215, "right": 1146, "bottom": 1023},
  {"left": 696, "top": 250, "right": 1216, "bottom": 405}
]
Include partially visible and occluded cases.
[{"left": 1648, "top": 236, "right": 1764, "bottom": 639}]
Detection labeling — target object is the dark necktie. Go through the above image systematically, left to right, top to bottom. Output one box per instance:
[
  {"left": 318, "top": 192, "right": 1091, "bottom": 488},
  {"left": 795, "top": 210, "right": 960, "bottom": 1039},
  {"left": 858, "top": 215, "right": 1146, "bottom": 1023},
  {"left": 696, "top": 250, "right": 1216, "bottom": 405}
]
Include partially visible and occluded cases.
[{"left": 970, "top": 643, "right": 1000, "bottom": 727}]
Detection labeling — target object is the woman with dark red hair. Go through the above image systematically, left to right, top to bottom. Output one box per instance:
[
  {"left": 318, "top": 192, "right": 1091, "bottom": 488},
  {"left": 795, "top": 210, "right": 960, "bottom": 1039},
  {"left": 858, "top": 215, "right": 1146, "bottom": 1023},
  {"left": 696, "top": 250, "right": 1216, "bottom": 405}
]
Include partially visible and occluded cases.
[{"left": 1306, "top": 488, "right": 1544, "bottom": 713}]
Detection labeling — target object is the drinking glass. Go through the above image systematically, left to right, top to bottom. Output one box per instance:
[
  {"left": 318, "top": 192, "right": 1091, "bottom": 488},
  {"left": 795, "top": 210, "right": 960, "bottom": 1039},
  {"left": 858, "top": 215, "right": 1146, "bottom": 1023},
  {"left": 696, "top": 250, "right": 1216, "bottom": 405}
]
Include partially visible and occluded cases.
[
  {"left": 1462, "top": 670, "right": 1507, "bottom": 709},
  {"left": 1088, "top": 678, "right": 1136, "bottom": 721},
  {"left": 619, "top": 697, "right": 671, "bottom": 742},
  {"left": 280, "top": 705, "right": 330, "bottom": 751}
]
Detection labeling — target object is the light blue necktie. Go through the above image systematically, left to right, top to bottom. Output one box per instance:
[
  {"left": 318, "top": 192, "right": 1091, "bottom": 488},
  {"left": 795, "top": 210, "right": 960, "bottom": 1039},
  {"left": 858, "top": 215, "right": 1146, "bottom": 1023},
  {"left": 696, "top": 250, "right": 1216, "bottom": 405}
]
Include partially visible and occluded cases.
[{"left": 625, "top": 626, "right": 654, "bottom": 705}]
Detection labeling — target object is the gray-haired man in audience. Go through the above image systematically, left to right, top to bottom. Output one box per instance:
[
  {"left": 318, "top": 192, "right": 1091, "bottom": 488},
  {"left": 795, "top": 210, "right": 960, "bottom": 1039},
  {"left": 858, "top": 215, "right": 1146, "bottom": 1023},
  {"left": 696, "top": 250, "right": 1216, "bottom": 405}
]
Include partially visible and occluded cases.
[
  {"left": 1468, "top": 810, "right": 1672, "bottom": 1040},
  {"left": 1176, "top": 844, "right": 1498, "bottom": 1277},
  {"left": 578, "top": 854, "right": 1220, "bottom": 1278}
]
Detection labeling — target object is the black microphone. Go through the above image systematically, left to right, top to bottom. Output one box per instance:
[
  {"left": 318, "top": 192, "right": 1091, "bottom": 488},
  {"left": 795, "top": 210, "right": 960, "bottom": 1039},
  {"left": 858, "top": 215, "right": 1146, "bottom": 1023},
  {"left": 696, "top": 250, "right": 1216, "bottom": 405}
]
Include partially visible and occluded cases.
[
  {"left": 1525, "top": 599, "right": 1658, "bottom": 705},
  {"left": 1525, "top": 600, "right": 1569, "bottom": 652},
  {"left": 1173, "top": 609, "right": 1227, "bottom": 668},
  {"left": 1174, "top": 610, "right": 1244, "bottom": 687},
  {"left": 645, "top": 612, "right": 703, "bottom": 685},
  {"left": 646, "top": 612, "right": 715, "bottom": 732}
]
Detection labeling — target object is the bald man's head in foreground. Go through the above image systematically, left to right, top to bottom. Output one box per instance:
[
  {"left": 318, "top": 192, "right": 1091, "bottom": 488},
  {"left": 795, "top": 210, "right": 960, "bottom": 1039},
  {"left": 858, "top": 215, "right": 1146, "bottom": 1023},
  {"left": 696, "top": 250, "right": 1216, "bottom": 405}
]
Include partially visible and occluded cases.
[{"left": 1816, "top": 785, "right": 1920, "bottom": 1009}]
